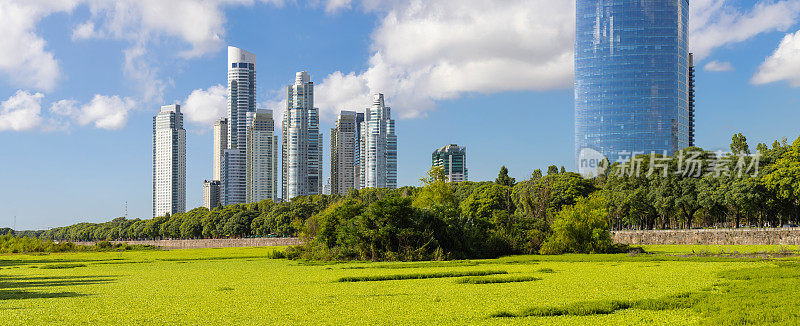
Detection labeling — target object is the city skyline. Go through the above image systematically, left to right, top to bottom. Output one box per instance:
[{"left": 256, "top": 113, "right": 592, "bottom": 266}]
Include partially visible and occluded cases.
[{"left": 4, "top": 1, "right": 800, "bottom": 229}]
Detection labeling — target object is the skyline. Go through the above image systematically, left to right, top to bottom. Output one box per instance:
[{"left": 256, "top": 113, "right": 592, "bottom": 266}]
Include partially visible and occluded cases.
[{"left": 4, "top": 0, "right": 800, "bottom": 229}]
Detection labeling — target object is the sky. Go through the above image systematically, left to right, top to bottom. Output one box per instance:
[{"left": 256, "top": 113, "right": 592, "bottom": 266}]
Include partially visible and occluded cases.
[{"left": 2, "top": 0, "right": 800, "bottom": 230}]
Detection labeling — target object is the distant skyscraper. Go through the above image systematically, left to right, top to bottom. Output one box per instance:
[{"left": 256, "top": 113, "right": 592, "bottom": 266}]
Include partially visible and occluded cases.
[
  {"left": 575, "top": 0, "right": 690, "bottom": 165},
  {"left": 222, "top": 46, "right": 256, "bottom": 205},
  {"left": 689, "top": 53, "right": 696, "bottom": 147},
  {"left": 282, "top": 71, "right": 323, "bottom": 200},
  {"left": 359, "top": 94, "right": 397, "bottom": 189},
  {"left": 153, "top": 104, "right": 186, "bottom": 217},
  {"left": 246, "top": 109, "right": 278, "bottom": 203},
  {"left": 331, "top": 111, "right": 364, "bottom": 195},
  {"left": 212, "top": 118, "right": 227, "bottom": 181},
  {"left": 432, "top": 144, "right": 467, "bottom": 183},
  {"left": 203, "top": 180, "right": 221, "bottom": 209}
]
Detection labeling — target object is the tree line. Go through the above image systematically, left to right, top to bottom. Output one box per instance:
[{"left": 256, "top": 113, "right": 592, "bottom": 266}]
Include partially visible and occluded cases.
[{"left": 11, "top": 133, "right": 800, "bottom": 260}]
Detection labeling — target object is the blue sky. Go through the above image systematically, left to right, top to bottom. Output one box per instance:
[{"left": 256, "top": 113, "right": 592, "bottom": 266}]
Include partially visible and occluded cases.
[{"left": 2, "top": 0, "right": 800, "bottom": 229}]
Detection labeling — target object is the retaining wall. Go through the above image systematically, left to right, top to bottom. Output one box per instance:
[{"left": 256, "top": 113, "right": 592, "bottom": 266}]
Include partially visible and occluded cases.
[
  {"left": 612, "top": 228, "right": 800, "bottom": 246},
  {"left": 71, "top": 237, "right": 302, "bottom": 249}
]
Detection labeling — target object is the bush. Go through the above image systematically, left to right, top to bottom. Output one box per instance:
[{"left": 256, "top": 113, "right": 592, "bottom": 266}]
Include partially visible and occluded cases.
[{"left": 540, "top": 194, "right": 617, "bottom": 255}]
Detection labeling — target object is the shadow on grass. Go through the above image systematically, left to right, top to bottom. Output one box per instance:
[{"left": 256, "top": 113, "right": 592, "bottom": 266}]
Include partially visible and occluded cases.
[
  {"left": 0, "top": 258, "right": 127, "bottom": 268},
  {"left": 0, "top": 275, "right": 116, "bottom": 290},
  {"left": 0, "top": 275, "right": 117, "bottom": 301},
  {"left": 0, "top": 289, "right": 88, "bottom": 301}
]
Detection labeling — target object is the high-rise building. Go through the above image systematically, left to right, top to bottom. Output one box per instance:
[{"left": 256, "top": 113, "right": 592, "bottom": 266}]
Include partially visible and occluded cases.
[
  {"left": 575, "top": 0, "right": 690, "bottom": 164},
  {"left": 222, "top": 46, "right": 256, "bottom": 205},
  {"left": 689, "top": 53, "right": 696, "bottom": 147},
  {"left": 282, "top": 71, "right": 323, "bottom": 200},
  {"left": 359, "top": 94, "right": 397, "bottom": 189},
  {"left": 153, "top": 104, "right": 186, "bottom": 217},
  {"left": 246, "top": 109, "right": 278, "bottom": 203},
  {"left": 330, "top": 111, "right": 364, "bottom": 195},
  {"left": 212, "top": 118, "right": 227, "bottom": 181},
  {"left": 432, "top": 144, "right": 467, "bottom": 183},
  {"left": 203, "top": 180, "right": 221, "bottom": 209}
]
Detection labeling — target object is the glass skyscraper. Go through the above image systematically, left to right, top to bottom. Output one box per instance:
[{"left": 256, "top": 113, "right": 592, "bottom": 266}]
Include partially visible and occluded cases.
[{"left": 575, "top": 0, "right": 690, "bottom": 165}]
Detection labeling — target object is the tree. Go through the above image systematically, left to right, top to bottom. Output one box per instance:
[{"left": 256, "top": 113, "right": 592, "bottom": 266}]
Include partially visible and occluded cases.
[
  {"left": 731, "top": 133, "right": 750, "bottom": 155},
  {"left": 763, "top": 136, "right": 800, "bottom": 223},
  {"left": 547, "top": 165, "right": 559, "bottom": 175},
  {"left": 495, "top": 166, "right": 516, "bottom": 187},
  {"left": 539, "top": 194, "right": 616, "bottom": 254}
]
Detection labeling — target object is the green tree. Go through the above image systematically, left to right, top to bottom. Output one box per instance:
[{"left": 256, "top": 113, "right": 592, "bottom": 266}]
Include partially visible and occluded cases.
[
  {"left": 731, "top": 133, "right": 751, "bottom": 155},
  {"left": 495, "top": 166, "right": 516, "bottom": 187},
  {"left": 539, "top": 194, "right": 616, "bottom": 254}
]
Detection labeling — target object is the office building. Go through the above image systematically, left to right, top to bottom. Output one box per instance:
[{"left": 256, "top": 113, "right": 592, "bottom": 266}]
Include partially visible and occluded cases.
[
  {"left": 575, "top": 0, "right": 690, "bottom": 164},
  {"left": 689, "top": 53, "right": 696, "bottom": 147},
  {"left": 282, "top": 71, "right": 323, "bottom": 200},
  {"left": 359, "top": 94, "right": 397, "bottom": 189},
  {"left": 153, "top": 104, "right": 186, "bottom": 217},
  {"left": 246, "top": 109, "right": 278, "bottom": 202},
  {"left": 330, "top": 111, "right": 364, "bottom": 195},
  {"left": 432, "top": 144, "right": 468, "bottom": 183},
  {"left": 203, "top": 180, "right": 221, "bottom": 209}
]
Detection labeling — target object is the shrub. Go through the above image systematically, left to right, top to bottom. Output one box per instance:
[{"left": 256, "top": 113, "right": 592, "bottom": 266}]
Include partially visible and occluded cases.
[{"left": 539, "top": 194, "right": 617, "bottom": 255}]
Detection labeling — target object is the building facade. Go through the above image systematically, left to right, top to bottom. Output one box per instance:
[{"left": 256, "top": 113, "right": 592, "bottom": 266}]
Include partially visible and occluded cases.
[
  {"left": 575, "top": 0, "right": 690, "bottom": 164},
  {"left": 222, "top": 46, "right": 256, "bottom": 205},
  {"left": 689, "top": 53, "right": 696, "bottom": 147},
  {"left": 282, "top": 71, "right": 323, "bottom": 200},
  {"left": 359, "top": 94, "right": 397, "bottom": 189},
  {"left": 153, "top": 104, "right": 186, "bottom": 217},
  {"left": 246, "top": 109, "right": 278, "bottom": 202},
  {"left": 330, "top": 111, "right": 364, "bottom": 195},
  {"left": 212, "top": 118, "right": 227, "bottom": 181},
  {"left": 432, "top": 144, "right": 468, "bottom": 183},
  {"left": 203, "top": 180, "right": 221, "bottom": 209}
]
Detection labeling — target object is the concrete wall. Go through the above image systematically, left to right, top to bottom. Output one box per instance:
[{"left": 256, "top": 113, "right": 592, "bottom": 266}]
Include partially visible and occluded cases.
[
  {"left": 613, "top": 228, "right": 800, "bottom": 246},
  {"left": 72, "top": 237, "right": 302, "bottom": 250}
]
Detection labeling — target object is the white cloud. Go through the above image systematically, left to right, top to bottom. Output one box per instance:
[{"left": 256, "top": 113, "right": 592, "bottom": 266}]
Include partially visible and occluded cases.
[
  {"left": 68, "top": 0, "right": 284, "bottom": 103},
  {"left": 315, "top": 0, "right": 575, "bottom": 119},
  {"left": 324, "top": 0, "right": 353, "bottom": 13},
  {"left": 690, "top": 0, "right": 800, "bottom": 60},
  {"left": 0, "top": 1, "right": 80, "bottom": 92},
  {"left": 752, "top": 30, "right": 800, "bottom": 86},
  {"left": 704, "top": 60, "right": 734, "bottom": 72},
  {"left": 183, "top": 84, "right": 227, "bottom": 125},
  {"left": 0, "top": 90, "right": 45, "bottom": 131},
  {"left": 51, "top": 95, "right": 136, "bottom": 130}
]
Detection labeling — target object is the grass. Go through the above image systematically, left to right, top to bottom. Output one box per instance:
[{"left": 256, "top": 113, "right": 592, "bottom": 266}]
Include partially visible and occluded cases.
[
  {"left": 0, "top": 245, "right": 797, "bottom": 324},
  {"left": 36, "top": 263, "right": 87, "bottom": 269},
  {"left": 337, "top": 270, "right": 507, "bottom": 282}
]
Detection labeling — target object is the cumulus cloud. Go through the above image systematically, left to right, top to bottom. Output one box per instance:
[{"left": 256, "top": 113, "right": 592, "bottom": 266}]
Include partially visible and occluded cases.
[
  {"left": 67, "top": 0, "right": 284, "bottom": 103},
  {"left": 315, "top": 0, "right": 575, "bottom": 119},
  {"left": 690, "top": 0, "right": 800, "bottom": 60},
  {"left": 0, "top": 1, "right": 80, "bottom": 92},
  {"left": 752, "top": 30, "right": 800, "bottom": 86},
  {"left": 704, "top": 60, "right": 734, "bottom": 72},
  {"left": 183, "top": 84, "right": 227, "bottom": 125},
  {"left": 0, "top": 90, "right": 45, "bottom": 131},
  {"left": 51, "top": 95, "right": 137, "bottom": 130}
]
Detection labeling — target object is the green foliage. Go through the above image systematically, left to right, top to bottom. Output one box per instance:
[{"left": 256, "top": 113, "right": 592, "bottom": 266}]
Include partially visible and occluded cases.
[
  {"left": 495, "top": 166, "right": 516, "bottom": 187},
  {"left": 540, "top": 194, "right": 617, "bottom": 255}
]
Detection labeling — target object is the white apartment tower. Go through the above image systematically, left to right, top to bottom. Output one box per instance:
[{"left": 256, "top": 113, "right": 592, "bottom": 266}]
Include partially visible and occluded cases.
[
  {"left": 222, "top": 46, "right": 256, "bottom": 205},
  {"left": 282, "top": 71, "right": 323, "bottom": 200},
  {"left": 359, "top": 94, "right": 397, "bottom": 189},
  {"left": 153, "top": 104, "right": 186, "bottom": 217},
  {"left": 246, "top": 109, "right": 278, "bottom": 202},
  {"left": 331, "top": 111, "right": 364, "bottom": 195},
  {"left": 212, "top": 118, "right": 227, "bottom": 181},
  {"left": 203, "top": 180, "right": 221, "bottom": 209}
]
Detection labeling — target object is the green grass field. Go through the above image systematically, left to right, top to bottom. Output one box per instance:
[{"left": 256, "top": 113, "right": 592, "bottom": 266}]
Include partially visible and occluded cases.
[{"left": 1, "top": 245, "right": 798, "bottom": 325}]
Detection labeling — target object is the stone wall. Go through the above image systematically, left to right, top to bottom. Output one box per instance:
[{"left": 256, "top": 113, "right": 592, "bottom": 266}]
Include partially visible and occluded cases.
[
  {"left": 613, "top": 228, "right": 800, "bottom": 246},
  {"left": 72, "top": 237, "right": 302, "bottom": 250}
]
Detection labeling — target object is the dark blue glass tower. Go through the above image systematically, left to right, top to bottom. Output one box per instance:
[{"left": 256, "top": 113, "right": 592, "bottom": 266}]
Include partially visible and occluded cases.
[{"left": 575, "top": 0, "right": 690, "bottom": 165}]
